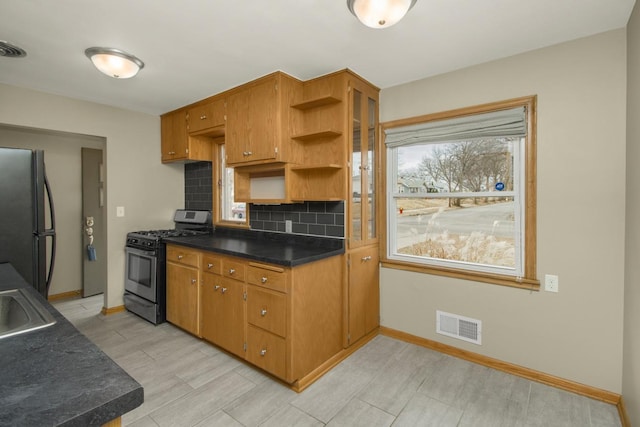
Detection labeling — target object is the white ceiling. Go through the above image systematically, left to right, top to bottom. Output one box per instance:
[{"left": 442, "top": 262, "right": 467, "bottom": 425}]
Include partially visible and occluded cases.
[{"left": 0, "top": 0, "right": 635, "bottom": 116}]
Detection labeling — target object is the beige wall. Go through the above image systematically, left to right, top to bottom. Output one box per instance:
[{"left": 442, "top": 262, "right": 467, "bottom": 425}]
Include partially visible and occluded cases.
[
  {"left": 624, "top": 2, "right": 640, "bottom": 424},
  {"left": 380, "top": 30, "right": 627, "bottom": 393},
  {"left": 0, "top": 84, "right": 184, "bottom": 308},
  {"left": 0, "top": 125, "right": 105, "bottom": 295}
]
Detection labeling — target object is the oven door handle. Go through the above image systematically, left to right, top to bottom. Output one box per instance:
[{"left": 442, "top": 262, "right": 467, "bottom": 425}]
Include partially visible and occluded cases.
[{"left": 126, "top": 247, "right": 156, "bottom": 257}]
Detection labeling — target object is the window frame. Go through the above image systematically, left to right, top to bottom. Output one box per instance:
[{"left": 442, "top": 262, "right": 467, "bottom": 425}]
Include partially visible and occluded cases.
[
  {"left": 379, "top": 96, "right": 538, "bottom": 290},
  {"left": 213, "top": 143, "right": 250, "bottom": 228}
]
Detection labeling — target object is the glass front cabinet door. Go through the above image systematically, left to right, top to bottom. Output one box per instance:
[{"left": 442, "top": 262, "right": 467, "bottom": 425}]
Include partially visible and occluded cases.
[{"left": 349, "top": 80, "right": 379, "bottom": 249}]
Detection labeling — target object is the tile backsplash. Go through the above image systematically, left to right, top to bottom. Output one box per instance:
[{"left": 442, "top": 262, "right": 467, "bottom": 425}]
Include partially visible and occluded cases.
[
  {"left": 184, "top": 162, "right": 212, "bottom": 211},
  {"left": 184, "top": 164, "right": 345, "bottom": 238},
  {"left": 250, "top": 201, "right": 345, "bottom": 238}
]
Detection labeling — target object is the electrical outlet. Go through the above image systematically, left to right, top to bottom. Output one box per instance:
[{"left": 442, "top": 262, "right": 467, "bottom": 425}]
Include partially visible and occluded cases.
[
  {"left": 116, "top": 206, "right": 125, "bottom": 217},
  {"left": 285, "top": 220, "right": 292, "bottom": 233},
  {"left": 544, "top": 274, "right": 559, "bottom": 292}
]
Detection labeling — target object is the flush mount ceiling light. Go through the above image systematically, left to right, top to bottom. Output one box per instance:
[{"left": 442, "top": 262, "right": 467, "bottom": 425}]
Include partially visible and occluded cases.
[
  {"left": 347, "top": 0, "right": 417, "bottom": 29},
  {"left": 0, "top": 40, "right": 27, "bottom": 58},
  {"left": 84, "top": 47, "right": 144, "bottom": 79}
]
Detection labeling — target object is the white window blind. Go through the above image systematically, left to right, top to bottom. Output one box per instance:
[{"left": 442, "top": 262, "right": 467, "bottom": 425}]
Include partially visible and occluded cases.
[{"left": 384, "top": 107, "right": 526, "bottom": 148}]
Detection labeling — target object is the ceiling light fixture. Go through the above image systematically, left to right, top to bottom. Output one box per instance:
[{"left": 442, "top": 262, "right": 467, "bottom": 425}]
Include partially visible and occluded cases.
[
  {"left": 347, "top": 0, "right": 417, "bottom": 29},
  {"left": 0, "top": 40, "right": 27, "bottom": 58},
  {"left": 84, "top": 47, "right": 144, "bottom": 79}
]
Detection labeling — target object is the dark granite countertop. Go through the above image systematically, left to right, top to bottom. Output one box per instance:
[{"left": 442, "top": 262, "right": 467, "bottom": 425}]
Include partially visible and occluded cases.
[
  {"left": 164, "top": 227, "right": 345, "bottom": 267},
  {"left": 0, "top": 263, "right": 143, "bottom": 427}
]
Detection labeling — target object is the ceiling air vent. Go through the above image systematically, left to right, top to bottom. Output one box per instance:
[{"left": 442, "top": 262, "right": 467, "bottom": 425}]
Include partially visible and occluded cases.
[
  {"left": 0, "top": 41, "right": 27, "bottom": 58},
  {"left": 436, "top": 310, "right": 482, "bottom": 345}
]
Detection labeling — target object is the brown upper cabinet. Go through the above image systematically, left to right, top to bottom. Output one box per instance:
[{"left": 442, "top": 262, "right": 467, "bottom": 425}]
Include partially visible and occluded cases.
[
  {"left": 160, "top": 69, "right": 379, "bottom": 205},
  {"left": 233, "top": 70, "right": 380, "bottom": 203},
  {"left": 225, "top": 73, "right": 300, "bottom": 166},
  {"left": 187, "top": 98, "right": 226, "bottom": 135},
  {"left": 160, "top": 108, "right": 214, "bottom": 163},
  {"left": 160, "top": 109, "right": 188, "bottom": 162}
]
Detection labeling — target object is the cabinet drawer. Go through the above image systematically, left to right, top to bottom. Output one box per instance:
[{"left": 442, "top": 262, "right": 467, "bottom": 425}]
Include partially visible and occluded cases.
[
  {"left": 187, "top": 99, "right": 225, "bottom": 133},
  {"left": 166, "top": 245, "right": 199, "bottom": 268},
  {"left": 202, "top": 254, "right": 222, "bottom": 275},
  {"left": 223, "top": 259, "right": 246, "bottom": 281},
  {"left": 247, "top": 263, "right": 287, "bottom": 293},
  {"left": 247, "top": 286, "right": 287, "bottom": 337},
  {"left": 246, "top": 325, "right": 286, "bottom": 380}
]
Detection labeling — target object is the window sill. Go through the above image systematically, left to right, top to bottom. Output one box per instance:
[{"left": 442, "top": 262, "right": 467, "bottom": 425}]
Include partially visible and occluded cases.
[
  {"left": 214, "top": 221, "right": 250, "bottom": 229},
  {"left": 380, "top": 259, "right": 540, "bottom": 291}
]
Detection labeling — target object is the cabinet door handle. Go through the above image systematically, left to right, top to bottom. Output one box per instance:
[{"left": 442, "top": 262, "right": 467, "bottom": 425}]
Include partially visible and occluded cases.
[
  {"left": 200, "top": 114, "right": 207, "bottom": 120},
  {"left": 168, "top": 151, "right": 176, "bottom": 155},
  {"left": 243, "top": 151, "right": 253, "bottom": 157},
  {"left": 178, "top": 255, "right": 183, "bottom": 260},
  {"left": 361, "top": 256, "right": 372, "bottom": 262},
  {"left": 207, "top": 263, "right": 213, "bottom": 269},
  {"left": 229, "top": 268, "right": 235, "bottom": 275},
  {"left": 261, "top": 277, "right": 268, "bottom": 283},
  {"left": 191, "top": 278, "right": 197, "bottom": 284},
  {"left": 214, "top": 285, "right": 220, "bottom": 291},
  {"left": 221, "top": 287, "right": 227, "bottom": 294},
  {"left": 260, "top": 308, "right": 267, "bottom": 316},
  {"left": 260, "top": 349, "right": 267, "bottom": 356}
]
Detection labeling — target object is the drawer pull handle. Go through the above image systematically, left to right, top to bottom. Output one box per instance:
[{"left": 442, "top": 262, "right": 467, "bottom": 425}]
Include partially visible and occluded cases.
[
  {"left": 200, "top": 115, "right": 207, "bottom": 120},
  {"left": 243, "top": 151, "right": 253, "bottom": 157},
  {"left": 178, "top": 255, "right": 183, "bottom": 260},
  {"left": 361, "top": 256, "right": 372, "bottom": 262},
  {"left": 207, "top": 263, "right": 213, "bottom": 269},
  {"left": 229, "top": 268, "right": 235, "bottom": 275},
  {"left": 261, "top": 277, "right": 268, "bottom": 283},
  {"left": 191, "top": 278, "right": 197, "bottom": 284},
  {"left": 214, "top": 285, "right": 220, "bottom": 291},
  {"left": 221, "top": 287, "right": 227, "bottom": 294},
  {"left": 260, "top": 309, "right": 267, "bottom": 316},
  {"left": 260, "top": 349, "right": 267, "bottom": 356}
]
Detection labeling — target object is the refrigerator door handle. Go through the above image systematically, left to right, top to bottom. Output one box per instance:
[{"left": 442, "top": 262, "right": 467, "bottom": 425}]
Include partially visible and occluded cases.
[{"left": 44, "top": 171, "right": 56, "bottom": 296}]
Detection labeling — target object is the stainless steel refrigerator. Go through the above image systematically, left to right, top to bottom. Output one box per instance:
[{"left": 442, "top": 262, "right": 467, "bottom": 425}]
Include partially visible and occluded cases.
[{"left": 0, "top": 147, "right": 56, "bottom": 297}]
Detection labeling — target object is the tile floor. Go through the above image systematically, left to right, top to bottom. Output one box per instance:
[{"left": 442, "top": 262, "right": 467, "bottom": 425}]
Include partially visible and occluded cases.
[{"left": 53, "top": 296, "right": 622, "bottom": 427}]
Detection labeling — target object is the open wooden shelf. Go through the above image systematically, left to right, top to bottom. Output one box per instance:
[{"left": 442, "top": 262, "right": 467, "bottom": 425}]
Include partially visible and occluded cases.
[
  {"left": 291, "top": 96, "right": 341, "bottom": 110},
  {"left": 291, "top": 129, "right": 342, "bottom": 141},
  {"left": 290, "top": 164, "right": 342, "bottom": 171}
]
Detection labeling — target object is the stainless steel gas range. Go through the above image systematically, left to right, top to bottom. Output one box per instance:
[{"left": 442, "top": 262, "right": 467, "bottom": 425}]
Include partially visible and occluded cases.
[{"left": 123, "top": 210, "right": 211, "bottom": 324}]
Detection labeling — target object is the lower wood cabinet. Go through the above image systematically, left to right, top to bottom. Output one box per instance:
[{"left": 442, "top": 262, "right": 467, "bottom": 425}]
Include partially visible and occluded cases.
[
  {"left": 167, "top": 244, "right": 344, "bottom": 388},
  {"left": 347, "top": 245, "right": 380, "bottom": 345},
  {"left": 166, "top": 246, "right": 201, "bottom": 336},
  {"left": 245, "top": 255, "right": 344, "bottom": 384},
  {"left": 201, "top": 274, "right": 244, "bottom": 356},
  {"left": 246, "top": 324, "right": 287, "bottom": 379}
]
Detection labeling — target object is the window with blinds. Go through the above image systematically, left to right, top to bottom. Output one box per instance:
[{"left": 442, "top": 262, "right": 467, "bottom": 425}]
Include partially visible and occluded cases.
[{"left": 382, "top": 97, "right": 538, "bottom": 288}]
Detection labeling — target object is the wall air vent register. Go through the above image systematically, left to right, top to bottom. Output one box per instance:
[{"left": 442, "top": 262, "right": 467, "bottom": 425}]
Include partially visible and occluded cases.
[{"left": 436, "top": 310, "right": 482, "bottom": 345}]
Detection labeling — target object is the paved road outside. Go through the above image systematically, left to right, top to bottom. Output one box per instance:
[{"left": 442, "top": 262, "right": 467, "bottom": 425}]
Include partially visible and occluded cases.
[{"left": 395, "top": 201, "right": 515, "bottom": 250}]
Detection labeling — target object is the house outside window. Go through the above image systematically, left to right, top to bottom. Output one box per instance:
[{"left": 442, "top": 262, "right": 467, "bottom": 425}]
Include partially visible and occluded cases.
[{"left": 381, "top": 96, "right": 538, "bottom": 289}]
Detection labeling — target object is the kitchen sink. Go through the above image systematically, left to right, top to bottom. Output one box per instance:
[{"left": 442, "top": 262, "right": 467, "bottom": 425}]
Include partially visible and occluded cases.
[{"left": 0, "top": 288, "right": 56, "bottom": 340}]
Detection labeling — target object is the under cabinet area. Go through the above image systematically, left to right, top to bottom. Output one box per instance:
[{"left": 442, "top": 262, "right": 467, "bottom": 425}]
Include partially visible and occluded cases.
[{"left": 165, "top": 242, "right": 345, "bottom": 390}]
